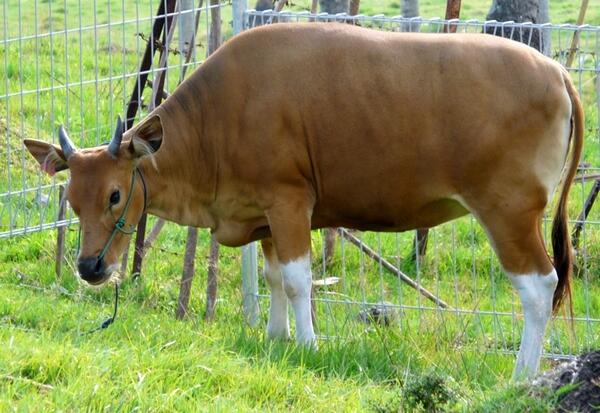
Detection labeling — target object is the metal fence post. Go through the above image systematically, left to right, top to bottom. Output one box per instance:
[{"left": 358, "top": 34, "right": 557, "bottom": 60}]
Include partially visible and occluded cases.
[
  {"left": 233, "top": 0, "right": 258, "bottom": 327},
  {"left": 233, "top": 0, "right": 247, "bottom": 34},
  {"left": 241, "top": 243, "right": 259, "bottom": 326}
]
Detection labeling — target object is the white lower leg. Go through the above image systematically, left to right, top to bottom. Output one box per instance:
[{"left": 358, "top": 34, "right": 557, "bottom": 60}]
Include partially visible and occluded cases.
[
  {"left": 281, "top": 253, "right": 316, "bottom": 346},
  {"left": 263, "top": 254, "right": 290, "bottom": 339},
  {"left": 509, "top": 270, "right": 558, "bottom": 380}
]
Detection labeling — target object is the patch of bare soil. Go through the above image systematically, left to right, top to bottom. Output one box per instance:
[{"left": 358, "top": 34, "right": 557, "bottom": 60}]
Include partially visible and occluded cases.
[{"left": 534, "top": 351, "right": 600, "bottom": 412}]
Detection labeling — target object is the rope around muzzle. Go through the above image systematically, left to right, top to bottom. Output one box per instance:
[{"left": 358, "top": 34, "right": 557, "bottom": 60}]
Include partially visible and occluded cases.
[{"left": 81, "top": 168, "right": 147, "bottom": 335}]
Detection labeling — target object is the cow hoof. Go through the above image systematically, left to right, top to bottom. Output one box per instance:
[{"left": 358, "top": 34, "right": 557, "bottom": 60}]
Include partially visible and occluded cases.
[
  {"left": 267, "top": 329, "right": 291, "bottom": 341},
  {"left": 296, "top": 334, "right": 318, "bottom": 350}
]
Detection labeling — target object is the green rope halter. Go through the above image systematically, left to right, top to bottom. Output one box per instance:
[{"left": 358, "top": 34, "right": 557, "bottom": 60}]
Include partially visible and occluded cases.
[
  {"left": 80, "top": 167, "right": 146, "bottom": 335},
  {"left": 97, "top": 169, "right": 140, "bottom": 262}
]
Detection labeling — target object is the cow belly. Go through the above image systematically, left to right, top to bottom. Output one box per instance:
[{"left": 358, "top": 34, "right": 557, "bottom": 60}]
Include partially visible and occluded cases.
[
  {"left": 212, "top": 195, "right": 469, "bottom": 246},
  {"left": 312, "top": 197, "right": 469, "bottom": 232},
  {"left": 213, "top": 217, "right": 270, "bottom": 247}
]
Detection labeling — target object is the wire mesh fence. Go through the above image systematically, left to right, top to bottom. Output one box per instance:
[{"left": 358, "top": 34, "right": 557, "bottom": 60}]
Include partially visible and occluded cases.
[
  {"left": 0, "top": 0, "right": 233, "bottom": 238},
  {"left": 1, "top": 2, "right": 599, "bottom": 359},
  {"left": 243, "top": 11, "right": 600, "bottom": 358}
]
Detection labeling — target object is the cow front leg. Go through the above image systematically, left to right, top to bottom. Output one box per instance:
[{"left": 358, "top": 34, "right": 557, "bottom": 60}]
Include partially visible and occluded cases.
[
  {"left": 267, "top": 198, "right": 316, "bottom": 346},
  {"left": 261, "top": 238, "right": 290, "bottom": 340},
  {"left": 281, "top": 252, "right": 315, "bottom": 345},
  {"left": 509, "top": 271, "right": 557, "bottom": 380}
]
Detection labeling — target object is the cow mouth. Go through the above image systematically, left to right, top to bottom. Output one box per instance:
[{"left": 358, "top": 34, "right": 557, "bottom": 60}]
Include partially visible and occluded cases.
[
  {"left": 78, "top": 261, "right": 120, "bottom": 286},
  {"left": 85, "top": 275, "right": 112, "bottom": 286}
]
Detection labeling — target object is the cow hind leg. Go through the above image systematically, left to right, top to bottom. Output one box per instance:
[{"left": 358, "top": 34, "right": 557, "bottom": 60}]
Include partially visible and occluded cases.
[
  {"left": 266, "top": 196, "right": 316, "bottom": 346},
  {"left": 472, "top": 205, "right": 557, "bottom": 380},
  {"left": 261, "top": 238, "right": 290, "bottom": 340},
  {"left": 508, "top": 269, "right": 557, "bottom": 379}
]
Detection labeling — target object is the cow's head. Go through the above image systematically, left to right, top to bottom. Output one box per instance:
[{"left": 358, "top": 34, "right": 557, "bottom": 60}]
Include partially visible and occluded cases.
[{"left": 23, "top": 116, "right": 163, "bottom": 285}]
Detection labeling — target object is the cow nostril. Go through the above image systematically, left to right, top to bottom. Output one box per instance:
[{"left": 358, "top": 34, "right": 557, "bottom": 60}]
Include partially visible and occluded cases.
[
  {"left": 78, "top": 256, "right": 105, "bottom": 282},
  {"left": 94, "top": 258, "right": 103, "bottom": 273}
]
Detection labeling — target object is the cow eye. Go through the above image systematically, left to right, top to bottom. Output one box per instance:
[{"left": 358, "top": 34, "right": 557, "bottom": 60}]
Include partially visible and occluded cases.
[{"left": 109, "top": 190, "right": 120, "bottom": 206}]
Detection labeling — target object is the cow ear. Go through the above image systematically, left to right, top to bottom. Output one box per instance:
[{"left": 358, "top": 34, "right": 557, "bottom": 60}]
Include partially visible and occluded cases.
[
  {"left": 129, "top": 114, "right": 163, "bottom": 159},
  {"left": 23, "top": 139, "right": 69, "bottom": 176}
]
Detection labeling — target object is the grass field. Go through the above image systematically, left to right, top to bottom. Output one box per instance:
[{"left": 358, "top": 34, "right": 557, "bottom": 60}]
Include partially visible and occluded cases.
[{"left": 1, "top": 0, "right": 600, "bottom": 411}]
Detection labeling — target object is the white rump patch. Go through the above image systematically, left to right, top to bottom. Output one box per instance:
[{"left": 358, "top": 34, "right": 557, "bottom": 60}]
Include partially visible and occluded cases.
[{"left": 536, "top": 90, "right": 572, "bottom": 205}]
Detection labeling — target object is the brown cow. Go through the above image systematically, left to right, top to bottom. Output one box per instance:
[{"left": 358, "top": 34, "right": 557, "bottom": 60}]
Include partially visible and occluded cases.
[{"left": 24, "top": 23, "right": 583, "bottom": 380}]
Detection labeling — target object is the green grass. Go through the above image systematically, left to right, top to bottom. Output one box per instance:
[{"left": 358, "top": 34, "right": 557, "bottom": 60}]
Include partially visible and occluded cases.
[
  {"left": 1, "top": 0, "right": 600, "bottom": 411},
  {"left": 0, "top": 226, "right": 562, "bottom": 411}
]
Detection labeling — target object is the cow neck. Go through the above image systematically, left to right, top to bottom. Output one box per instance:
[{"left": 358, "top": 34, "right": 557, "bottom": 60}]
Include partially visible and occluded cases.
[{"left": 136, "top": 105, "right": 217, "bottom": 228}]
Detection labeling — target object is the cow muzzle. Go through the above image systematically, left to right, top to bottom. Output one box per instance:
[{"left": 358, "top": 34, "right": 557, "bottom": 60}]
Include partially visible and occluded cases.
[{"left": 77, "top": 256, "right": 109, "bottom": 285}]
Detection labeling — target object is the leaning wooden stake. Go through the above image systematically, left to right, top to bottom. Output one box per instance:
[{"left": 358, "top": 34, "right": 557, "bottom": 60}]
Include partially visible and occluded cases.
[
  {"left": 130, "top": 0, "right": 178, "bottom": 278},
  {"left": 137, "top": 0, "right": 203, "bottom": 262},
  {"left": 565, "top": 0, "right": 589, "bottom": 68},
  {"left": 133, "top": 1, "right": 221, "bottom": 319},
  {"left": 133, "top": 4, "right": 178, "bottom": 277},
  {"left": 149, "top": 5, "right": 180, "bottom": 111},
  {"left": 572, "top": 179, "right": 600, "bottom": 251},
  {"left": 55, "top": 185, "right": 66, "bottom": 278},
  {"left": 177, "top": 227, "right": 199, "bottom": 319},
  {"left": 339, "top": 229, "right": 452, "bottom": 309}
]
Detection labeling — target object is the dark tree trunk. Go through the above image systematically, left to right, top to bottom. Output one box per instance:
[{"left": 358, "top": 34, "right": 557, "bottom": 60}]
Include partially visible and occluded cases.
[
  {"left": 255, "top": 0, "right": 272, "bottom": 9},
  {"left": 319, "top": 0, "right": 349, "bottom": 14},
  {"left": 401, "top": 0, "right": 420, "bottom": 31},
  {"left": 485, "top": 0, "right": 550, "bottom": 54}
]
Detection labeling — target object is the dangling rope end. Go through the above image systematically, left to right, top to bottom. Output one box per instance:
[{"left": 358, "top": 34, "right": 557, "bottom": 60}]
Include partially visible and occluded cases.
[{"left": 81, "top": 283, "right": 119, "bottom": 335}]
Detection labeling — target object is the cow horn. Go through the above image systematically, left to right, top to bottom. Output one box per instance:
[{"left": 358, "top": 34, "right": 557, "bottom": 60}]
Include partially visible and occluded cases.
[
  {"left": 107, "top": 115, "right": 124, "bottom": 157},
  {"left": 58, "top": 125, "right": 77, "bottom": 160}
]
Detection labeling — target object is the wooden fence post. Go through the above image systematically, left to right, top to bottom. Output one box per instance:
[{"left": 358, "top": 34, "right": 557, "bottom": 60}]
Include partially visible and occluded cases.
[
  {"left": 443, "top": 0, "right": 461, "bottom": 33},
  {"left": 177, "top": 227, "right": 199, "bottom": 319},
  {"left": 323, "top": 228, "right": 337, "bottom": 266},
  {"left": 205, "top": 234, "right": 219, "bottom": 320}
]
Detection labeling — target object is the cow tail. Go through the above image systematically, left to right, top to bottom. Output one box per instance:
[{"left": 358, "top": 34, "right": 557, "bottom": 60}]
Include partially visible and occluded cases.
[{"left": 551, "top": 70, "right": 583, "bottom": 317}]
